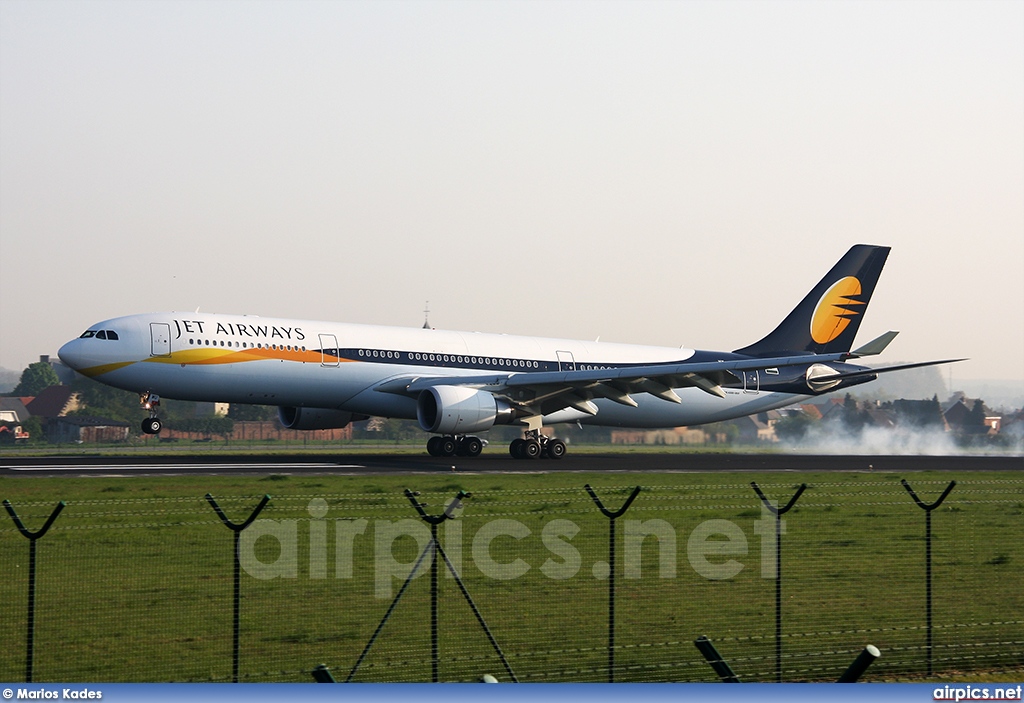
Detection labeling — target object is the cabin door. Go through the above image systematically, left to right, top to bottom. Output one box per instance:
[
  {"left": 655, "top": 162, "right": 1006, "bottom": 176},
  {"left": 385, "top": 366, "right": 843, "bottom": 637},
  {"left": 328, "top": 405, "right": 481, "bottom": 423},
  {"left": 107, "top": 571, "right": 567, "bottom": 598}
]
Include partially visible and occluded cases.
[
  {"left": 150, "top": 323, "right": 171, "bottom": 357},
  {"left": 319, "top": 334, "right": 339, "bottom": 367},
  {"left": 557, "top": 350, "right": 576, "bottom": 371},
  {"left": 743, "top": 370, "right": 760, "bottom": 394}
]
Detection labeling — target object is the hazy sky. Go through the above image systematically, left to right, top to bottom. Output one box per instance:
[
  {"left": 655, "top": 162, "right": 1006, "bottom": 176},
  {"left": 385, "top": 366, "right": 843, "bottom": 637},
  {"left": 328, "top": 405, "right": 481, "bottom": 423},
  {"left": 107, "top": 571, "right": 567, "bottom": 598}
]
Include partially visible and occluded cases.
[{"left": 1, "top": 0, "right": 1021, "bottom": 383}]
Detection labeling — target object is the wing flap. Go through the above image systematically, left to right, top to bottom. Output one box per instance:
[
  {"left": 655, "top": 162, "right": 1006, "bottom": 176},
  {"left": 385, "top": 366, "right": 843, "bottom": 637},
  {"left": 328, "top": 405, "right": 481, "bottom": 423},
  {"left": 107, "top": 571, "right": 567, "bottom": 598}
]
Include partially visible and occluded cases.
[{"left": 385, "top": 352, "right": 859, "bottom": 419}]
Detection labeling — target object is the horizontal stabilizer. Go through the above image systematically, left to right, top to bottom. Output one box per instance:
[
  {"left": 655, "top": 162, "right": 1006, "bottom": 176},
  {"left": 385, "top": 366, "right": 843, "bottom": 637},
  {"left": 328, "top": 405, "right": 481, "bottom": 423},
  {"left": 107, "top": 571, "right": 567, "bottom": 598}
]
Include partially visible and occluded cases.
[{"left": 849, "top": 331, "right": 899, "bottom": 357}]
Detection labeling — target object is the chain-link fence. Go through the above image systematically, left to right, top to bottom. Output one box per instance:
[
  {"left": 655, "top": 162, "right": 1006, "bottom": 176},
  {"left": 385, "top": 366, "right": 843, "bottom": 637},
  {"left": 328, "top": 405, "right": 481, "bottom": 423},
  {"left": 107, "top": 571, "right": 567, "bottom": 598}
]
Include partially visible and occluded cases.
[{"left": 2, "top": 477, "right": 1022, "bottom": 682}]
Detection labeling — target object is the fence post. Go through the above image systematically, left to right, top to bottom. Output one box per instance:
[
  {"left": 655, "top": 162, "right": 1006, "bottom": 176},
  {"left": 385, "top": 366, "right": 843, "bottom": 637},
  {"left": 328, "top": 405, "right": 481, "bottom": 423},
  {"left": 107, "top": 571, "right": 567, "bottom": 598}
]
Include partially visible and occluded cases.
[
  {"left": 901, "top": 479, "right": 956, "bottom": 676},
  {"left": 750, "top": 482, "right": 806, "bottom": 683},
  {"left": 584, "top": 484, "right": 642, "bottom": 683},
  {"left": 346, "top": 489, "right": 517, "bottom": 683},
  {"left": 205, "top": 493, "right": 271, "bottom": 683},
  {"left": 3, "top": 499, "right": 66, "bottom": 683},
  {"left": 693, "top": 635, "right": 741, "bottom": 682},
  {"left": 837, "top": 644, "right": 881, "bottom": 682},
  {"left": 311, "top": 663, "right": 337, "bottom": 682}
]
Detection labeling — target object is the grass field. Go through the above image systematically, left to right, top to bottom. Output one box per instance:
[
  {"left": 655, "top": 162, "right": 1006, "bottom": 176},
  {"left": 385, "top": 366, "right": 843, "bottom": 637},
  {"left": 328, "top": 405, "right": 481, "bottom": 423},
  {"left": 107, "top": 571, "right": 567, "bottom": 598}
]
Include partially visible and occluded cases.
[{"left": 1, "top": 469, "right": 1022, "bottom": 683}]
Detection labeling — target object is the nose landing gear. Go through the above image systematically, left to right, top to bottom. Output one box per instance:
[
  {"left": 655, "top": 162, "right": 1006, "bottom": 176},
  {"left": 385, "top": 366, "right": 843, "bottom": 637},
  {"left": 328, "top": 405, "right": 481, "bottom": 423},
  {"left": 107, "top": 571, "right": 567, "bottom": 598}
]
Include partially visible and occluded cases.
[{"left": 140, "top": 392, "right": 162, "bottom": 435}]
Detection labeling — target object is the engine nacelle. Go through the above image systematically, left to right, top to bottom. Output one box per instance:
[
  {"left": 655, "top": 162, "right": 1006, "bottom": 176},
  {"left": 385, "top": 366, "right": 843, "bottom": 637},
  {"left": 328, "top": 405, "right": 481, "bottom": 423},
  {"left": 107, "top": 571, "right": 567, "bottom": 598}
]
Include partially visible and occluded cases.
[
  {"left": 805, "top": 363, "right": 842, "bottom": 392},
  {"left": 416, "top": 386, "right": 515, "bottom": 434},
  {"left": 278, "top": 406, "right": 361, "bottom": 430}
]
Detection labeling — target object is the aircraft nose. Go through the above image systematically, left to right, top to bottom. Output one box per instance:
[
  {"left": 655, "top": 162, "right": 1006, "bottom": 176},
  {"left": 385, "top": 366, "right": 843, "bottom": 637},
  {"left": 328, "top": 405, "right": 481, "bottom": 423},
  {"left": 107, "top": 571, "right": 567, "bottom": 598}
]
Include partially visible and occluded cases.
[{"left": 58, "top": 338, "right": 86, "bottom": 371}]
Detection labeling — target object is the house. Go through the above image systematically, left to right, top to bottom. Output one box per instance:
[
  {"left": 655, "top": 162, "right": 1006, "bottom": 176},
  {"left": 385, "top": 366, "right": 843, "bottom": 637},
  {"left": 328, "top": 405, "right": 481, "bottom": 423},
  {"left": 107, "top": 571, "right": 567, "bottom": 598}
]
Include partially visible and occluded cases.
[
  {"left": 25, "top": 385, "right": 80, "bottom": 418},
  {"left": 943, "top": 395, "right": 999, "bottom": 434},
  {"left": 0, "top": 397, "right": 31, "bottom": 424},
  {"left": 817, "top": 398, "right": 848, "bottom": 422},
  {"left": 799, "top": 404, "right": 823, "bottom": 421},
  {"left": 863, "top": 407, "right": 897, "bottom": 430},
  {"left": 999, "top": 409, "right": 1024, "bottom": 442},
  {"left": 728, "top": 411, "right": 780, "bottom": 443},
  {"left": 47, "top": 416, "right": 130, "bottom": 443},
  {"left": 610, "top": 427, "right": 708, "bottom": 445}
]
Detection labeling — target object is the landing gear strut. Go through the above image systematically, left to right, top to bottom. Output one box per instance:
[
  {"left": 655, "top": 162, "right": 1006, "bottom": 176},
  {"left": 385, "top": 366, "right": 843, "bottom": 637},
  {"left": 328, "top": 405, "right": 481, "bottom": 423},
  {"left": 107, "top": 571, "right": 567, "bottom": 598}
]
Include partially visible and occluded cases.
[
  {"left": 140, "top": 392, "right": 162, "bottom": 435},
  {"left": 509, "top": 430, "right": 566, "bottom": 460},
  {"left": 426, "top": 434, "right": 484, "bottom": 457}
]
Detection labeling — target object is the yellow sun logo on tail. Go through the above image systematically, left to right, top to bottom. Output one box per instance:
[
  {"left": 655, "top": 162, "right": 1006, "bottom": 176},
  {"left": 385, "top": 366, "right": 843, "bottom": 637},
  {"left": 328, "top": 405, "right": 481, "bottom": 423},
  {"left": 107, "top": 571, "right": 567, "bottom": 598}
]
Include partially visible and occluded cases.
[{"left": 810, "top": 276, "right": 865, "bottom": 344}]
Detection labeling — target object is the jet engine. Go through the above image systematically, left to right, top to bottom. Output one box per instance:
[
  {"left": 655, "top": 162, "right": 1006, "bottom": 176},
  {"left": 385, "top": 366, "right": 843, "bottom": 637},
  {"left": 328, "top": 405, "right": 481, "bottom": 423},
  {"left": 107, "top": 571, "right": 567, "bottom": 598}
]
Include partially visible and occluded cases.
[
  {"left": 805, "top": 364, "right": 842, "bottom": 392},
  {"left": 416, "top": 386, "right": 516, "bottom": 434},
  {"left": 278, "top": 406, "right": 362, "bottom": 430}
]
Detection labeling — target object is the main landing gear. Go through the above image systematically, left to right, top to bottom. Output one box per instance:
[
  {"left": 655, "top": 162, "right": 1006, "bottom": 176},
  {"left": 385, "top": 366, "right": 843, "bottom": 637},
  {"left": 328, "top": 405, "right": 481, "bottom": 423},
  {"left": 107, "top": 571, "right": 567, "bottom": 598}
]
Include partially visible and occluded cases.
[
  {"left": 140, "top": 392, "right": 162, "bottom": 435},
  {"left": 509, "top": 430, "right": 566, "bottom": 460},
  {"left": 427, "top": 435, "right": 485, "bottom": 458}
]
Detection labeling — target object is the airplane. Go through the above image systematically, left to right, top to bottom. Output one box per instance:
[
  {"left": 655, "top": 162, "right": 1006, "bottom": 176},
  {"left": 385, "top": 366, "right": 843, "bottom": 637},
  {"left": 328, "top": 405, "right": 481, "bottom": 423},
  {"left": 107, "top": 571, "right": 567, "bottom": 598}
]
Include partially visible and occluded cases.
[{"left": 58, "top": 244, "right": 960, "bottom": 459}]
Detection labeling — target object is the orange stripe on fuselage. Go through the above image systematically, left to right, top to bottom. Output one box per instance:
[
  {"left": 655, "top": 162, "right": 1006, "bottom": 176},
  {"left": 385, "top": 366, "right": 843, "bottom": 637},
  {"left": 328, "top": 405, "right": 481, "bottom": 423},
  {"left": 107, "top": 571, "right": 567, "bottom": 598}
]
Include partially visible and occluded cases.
[
  {"left": 142, "top": 347, "right": 355, "bottom": 365},
  {"left": 81, "top": 349, "right": 355, "bottom": 376},
  {"left": 76, "top": 361, "right": 136, "bottom": 377}
]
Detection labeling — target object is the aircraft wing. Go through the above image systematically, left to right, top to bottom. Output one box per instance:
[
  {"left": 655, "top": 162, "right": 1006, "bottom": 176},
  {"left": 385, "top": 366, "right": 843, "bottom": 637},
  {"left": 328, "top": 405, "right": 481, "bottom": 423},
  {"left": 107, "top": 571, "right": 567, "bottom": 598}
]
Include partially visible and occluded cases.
[{"left": 378, "top": 352, "right": 858, "bottom": 418}]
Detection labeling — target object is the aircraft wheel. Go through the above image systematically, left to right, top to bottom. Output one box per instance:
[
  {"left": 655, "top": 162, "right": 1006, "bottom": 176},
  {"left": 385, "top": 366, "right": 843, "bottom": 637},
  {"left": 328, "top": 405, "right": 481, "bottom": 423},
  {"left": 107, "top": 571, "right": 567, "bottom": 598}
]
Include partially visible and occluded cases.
[
  {"left": 141, "top": 418, "right": 162, "bottom": 435},
  {"left": 427, "top": 436, "right": 443, "bottom": 456},
  {"left": 460, "top": 436, "right": 483, "bottom": 457},
  {"left": 439, "top": 437, "right": 458, "bottom": 456},
  {"left": 509, "top": 438, "right": 525, "bottom": 459},
  {"left": 522, "top": 439, "right": 541, "bottom": 459},
  {"left": 546, "top": 439, "right": 566, "bottom": 460}
]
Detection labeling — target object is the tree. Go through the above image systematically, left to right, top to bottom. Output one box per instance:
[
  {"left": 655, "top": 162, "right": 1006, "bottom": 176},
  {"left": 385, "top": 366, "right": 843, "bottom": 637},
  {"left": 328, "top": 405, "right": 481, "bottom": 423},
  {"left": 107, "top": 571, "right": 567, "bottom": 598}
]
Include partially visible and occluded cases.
[
  {"left": 12, "top": 362, "right": 60, "bottom": 396},
  {"left": 841, "top": 393, "right": 867, "bottom": 432},
  {"left": 965, "top": 399, "right": 988, "bottom": 435},
  {"left": 228, "top": 404, "right": 276, "bottom": 421},
  {"left": 774, "top": 413, "right": 812, "bottom": 442},
  {"left": 21, "top": 416, "right": 43, "bottom": 443}
]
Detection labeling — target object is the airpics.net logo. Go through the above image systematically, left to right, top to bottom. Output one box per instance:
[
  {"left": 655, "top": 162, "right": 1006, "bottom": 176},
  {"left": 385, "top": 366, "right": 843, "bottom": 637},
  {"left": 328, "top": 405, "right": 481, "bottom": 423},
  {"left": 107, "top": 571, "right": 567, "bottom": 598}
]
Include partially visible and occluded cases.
[
  {"left": 238, "top": 499, "right": 790, "bottom": 598},
  {"left": 933, "top": 684, "right": 1023, "bottom": 701}
]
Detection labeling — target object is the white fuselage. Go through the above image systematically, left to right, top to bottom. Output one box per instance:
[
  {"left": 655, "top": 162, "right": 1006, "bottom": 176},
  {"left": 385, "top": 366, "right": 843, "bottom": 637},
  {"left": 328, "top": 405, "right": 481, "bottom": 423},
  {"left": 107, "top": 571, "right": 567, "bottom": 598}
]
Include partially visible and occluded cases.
[{"left": 58, "top": 312, "right": 811, "bottom": 429}]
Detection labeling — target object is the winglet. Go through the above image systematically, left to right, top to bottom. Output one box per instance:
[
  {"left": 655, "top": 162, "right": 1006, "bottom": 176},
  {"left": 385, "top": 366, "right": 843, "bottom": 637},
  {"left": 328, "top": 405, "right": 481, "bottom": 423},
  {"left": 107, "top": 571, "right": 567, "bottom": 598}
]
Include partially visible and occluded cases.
[{"left": 849, "top": 331, "right": 899, "bottom": 358}]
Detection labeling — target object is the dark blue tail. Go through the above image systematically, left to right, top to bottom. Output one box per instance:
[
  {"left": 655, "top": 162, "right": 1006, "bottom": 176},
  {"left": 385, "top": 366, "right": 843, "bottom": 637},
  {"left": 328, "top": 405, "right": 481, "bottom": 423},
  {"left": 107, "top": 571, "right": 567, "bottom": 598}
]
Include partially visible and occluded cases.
[{"left": 733, "top": 245, "right": 890, "bottom": 357}]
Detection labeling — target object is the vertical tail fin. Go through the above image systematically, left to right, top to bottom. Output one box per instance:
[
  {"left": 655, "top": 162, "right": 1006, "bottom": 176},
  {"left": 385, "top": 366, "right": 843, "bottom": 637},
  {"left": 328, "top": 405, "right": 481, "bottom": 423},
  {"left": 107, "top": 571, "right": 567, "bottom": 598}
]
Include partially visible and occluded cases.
[{"left": 733, "top": 244, "right": 891, "bottom": 357}]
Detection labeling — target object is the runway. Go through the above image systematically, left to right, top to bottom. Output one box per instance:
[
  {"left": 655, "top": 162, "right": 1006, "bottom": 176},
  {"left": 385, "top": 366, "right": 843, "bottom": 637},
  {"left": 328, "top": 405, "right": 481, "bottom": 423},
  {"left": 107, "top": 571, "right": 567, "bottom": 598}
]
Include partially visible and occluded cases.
[{"left": 0, "top": 452, "right": 1019, "bottom": 477}]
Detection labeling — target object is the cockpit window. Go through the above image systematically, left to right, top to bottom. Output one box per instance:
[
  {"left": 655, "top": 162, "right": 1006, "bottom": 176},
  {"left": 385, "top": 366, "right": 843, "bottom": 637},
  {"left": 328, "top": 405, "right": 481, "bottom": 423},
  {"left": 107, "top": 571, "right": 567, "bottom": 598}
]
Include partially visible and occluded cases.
[{"left": 80, "top": 329, "right": 119, "bottom": 340}]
